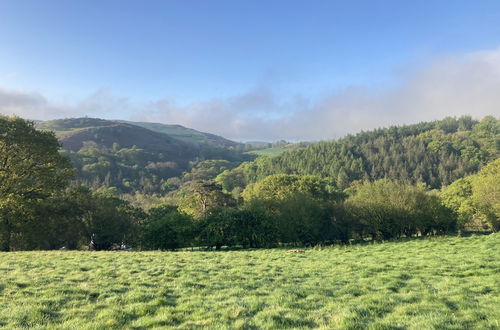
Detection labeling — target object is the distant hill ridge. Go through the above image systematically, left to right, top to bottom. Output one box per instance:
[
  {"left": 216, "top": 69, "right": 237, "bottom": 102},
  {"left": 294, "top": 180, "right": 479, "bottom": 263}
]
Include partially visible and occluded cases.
[
  {"left": 35, "top": 117, "right": 252, "bottom": 193},
  {"left": 36, "top": 117, "right": 241, "bottom": 149},
  {"left": 117, "top": 120, "right": 241, "bottom": 148}
]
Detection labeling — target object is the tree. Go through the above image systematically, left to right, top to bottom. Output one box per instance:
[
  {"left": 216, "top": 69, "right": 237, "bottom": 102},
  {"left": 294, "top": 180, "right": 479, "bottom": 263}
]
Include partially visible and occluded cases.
[
  {"left": 0, "top": 116, "right": 74, "bottom": 251},
  {"left": 441, "top": 159, "right": 499, "bottom": 231},
  {"left": 471, "top": 159, "right": 500, "bottom": 231},
  {"left": 241, "top": 174, "right": 338, "bottom": 203},
  {"left": 440, "top": 177, "right": 477, "bottom": 229},
  {"left": 178, "top": 180, "right": 235, "bottom": 218},
  {"left": 345, "top": 180, "right": 455, "bottom": 240},
  {"left": 82, "top": 190, "right": 145, "bottom": 250},
  {"left": 275, "top": 194, "right": 335, "bottom": 246},
  {"left": 141, "top": 205, "right": 195, "bottom": 250}
]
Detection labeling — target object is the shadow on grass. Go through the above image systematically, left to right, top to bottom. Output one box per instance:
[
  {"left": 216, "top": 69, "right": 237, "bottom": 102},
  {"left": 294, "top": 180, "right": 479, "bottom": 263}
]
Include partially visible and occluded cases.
[{"left": 180, "top": 231, "right": 495, "bottom": 253}]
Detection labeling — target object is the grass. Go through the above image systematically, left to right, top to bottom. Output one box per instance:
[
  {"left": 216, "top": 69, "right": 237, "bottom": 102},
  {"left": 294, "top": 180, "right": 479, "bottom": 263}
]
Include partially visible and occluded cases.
[
  {"left": 246, "top": 147, "right": 289, "bottom": 157},
  {"left": 0, "top": 234, "right": 499, "bottom": 329}
]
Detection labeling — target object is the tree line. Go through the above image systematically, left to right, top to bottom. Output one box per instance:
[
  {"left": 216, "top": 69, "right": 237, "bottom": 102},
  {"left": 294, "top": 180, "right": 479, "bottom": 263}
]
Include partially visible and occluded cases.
[
  {"left": 0, "top": 116, "right": 498, "bottom": 251},
  {"left": 216, "top": 116, "right": 499, "bottom": 194}
]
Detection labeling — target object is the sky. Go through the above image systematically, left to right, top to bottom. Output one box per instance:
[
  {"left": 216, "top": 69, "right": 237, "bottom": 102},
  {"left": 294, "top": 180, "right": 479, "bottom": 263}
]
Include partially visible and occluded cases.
[{"left": 1, "top": 0, "right": 500, "bottom": 141}]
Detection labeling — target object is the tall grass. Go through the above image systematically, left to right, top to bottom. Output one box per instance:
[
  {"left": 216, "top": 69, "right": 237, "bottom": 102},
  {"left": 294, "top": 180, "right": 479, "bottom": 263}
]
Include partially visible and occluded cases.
[{"left": 1, "top": 234, "right": 499, "bottom": 329}]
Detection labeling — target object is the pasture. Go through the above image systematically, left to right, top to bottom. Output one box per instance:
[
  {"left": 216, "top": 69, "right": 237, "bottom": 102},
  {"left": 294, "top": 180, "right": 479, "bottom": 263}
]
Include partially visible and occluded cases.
[{"left": 0, "top": 234, "right": 499, "bottom": 329}]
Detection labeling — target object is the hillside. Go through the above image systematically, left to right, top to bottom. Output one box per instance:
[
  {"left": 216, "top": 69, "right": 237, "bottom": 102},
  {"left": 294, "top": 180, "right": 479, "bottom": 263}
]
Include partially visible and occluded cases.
[
  {"left": 217, "top": 116, "right": 499, "bottom": 193},
  {"left": 36, "top": 117, "right": 241, "bottom": 149},
  {"left": 36, "top": 118, "right": 252, "bottom": 193},
  {"left": 117, "top": 120, "right": 242, "bottom": 149},
  {"left": 245, "top": 141, "right": 313, "bottom": 157}
]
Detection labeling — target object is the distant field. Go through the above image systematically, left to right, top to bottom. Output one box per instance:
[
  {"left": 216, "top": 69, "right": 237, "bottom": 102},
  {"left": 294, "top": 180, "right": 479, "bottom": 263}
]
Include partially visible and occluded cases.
[
  {"left": 246, "top": 147, "right": 289, "bottom": 156},
  {"left": 1, "top": 234, "right": 499, "bottom": 329}
]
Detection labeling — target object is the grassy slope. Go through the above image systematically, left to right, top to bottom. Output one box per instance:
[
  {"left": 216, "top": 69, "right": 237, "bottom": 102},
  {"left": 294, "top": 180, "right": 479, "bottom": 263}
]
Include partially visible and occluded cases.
[
  {"left": 36, "top": 118, "right": 241, "bottom": 149},
  {"left": 117, "top": 120, "right": 241, "bottom": 148},
  {"left": 246, "top": 147, "right": 289, "bottom": 157},
  {"left": 0, "top": 234, "right": 499, "bottom": 329}
]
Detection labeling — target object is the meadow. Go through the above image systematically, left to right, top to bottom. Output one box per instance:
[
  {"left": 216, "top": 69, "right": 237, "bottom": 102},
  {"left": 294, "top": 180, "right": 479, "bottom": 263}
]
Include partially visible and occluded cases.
[
  {"left": 246, "top": 147, "right": 289, "bottom": 157},
  {"left": 0, "top": 234, "right": 499, "bottom": 329}
]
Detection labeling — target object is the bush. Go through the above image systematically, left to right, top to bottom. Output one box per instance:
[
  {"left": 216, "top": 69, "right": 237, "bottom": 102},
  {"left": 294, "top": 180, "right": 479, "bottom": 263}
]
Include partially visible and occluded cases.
[
  {"left": 345, "top": 180, "right": 455, "bottom": 240},
  {"left": 141, "top": 205, "right": 195, "bottom": 250}
]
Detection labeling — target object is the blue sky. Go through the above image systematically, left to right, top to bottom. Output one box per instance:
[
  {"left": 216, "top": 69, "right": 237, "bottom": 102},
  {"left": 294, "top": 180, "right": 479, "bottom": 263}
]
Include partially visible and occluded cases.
[{"left": 1, "top": 1, "right": 500, "bottom": 140}]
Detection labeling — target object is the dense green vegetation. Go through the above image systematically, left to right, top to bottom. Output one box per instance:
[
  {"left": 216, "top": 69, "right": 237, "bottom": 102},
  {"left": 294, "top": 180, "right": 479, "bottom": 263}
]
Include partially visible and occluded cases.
[
  {"left": 1, "top": 115, "right": 499, "bottom": 251},
  {"left": 1, "top": 115, "right": 499, "bottom": 328},
  {"left": 218, "top": 116, "right": 499, "bottom": 194},
  {"left": 0, "top": 117, "right": 74, "bottom": 251},
  {"left": 36, "top": 118, "right": 253, "bottom": 194},
  {"left": 441, "top": 158, "right": 500, "bottom": 231},
  {"left": 1, "top": 234, "right": 499, "bottom": 328}
]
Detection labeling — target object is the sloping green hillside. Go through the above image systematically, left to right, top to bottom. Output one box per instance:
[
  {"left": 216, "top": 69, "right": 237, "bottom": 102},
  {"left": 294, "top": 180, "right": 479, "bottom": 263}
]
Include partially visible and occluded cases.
[
  {"left": 218, "top": 116, "right": 499, "bottom": 193},
  {"left": 36, "top": 118, "right": 251, "bottom": 193},
  {"left": 37, "top": 118, "right": 241, "bottom": 149},
  {"left": 118, "top": 120, "right": 242, "bottom": 149}
]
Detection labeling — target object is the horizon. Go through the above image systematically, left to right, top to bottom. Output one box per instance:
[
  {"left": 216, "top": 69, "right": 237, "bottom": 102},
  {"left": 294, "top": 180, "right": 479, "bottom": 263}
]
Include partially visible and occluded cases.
[
  {"left": 1, "top": 1, "right": 500, "bottom": 140},
  {"left": 32, "top": 114, "right": 494, "bottom": 144}
]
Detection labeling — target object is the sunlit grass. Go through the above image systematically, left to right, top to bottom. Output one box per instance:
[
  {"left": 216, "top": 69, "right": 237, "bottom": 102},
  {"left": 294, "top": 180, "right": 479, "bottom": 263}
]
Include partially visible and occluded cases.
[
  {"left": 246, "top": 147, "right": 289, "bottom": 156},
  {"left": 1, "top": 234, "right": 499, "bottom": 329}
]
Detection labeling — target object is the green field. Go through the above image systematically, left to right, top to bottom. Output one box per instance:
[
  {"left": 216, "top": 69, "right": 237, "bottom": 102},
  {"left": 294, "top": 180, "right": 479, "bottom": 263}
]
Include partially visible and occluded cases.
[
  {"left": 246, "top": 147, "right": 289, "bottom": 157},
  {"left": 1, "top": 234, "right": 499, "bottom": 329}
]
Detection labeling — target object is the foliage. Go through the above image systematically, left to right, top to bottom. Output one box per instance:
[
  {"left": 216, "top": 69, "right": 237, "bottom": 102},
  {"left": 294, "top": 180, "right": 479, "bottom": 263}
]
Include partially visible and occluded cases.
[
  {"left": 2, "top": 115, "right": 497, "bottom": 251},
  {"left": 0, "top": 116, "right": 74, "bottom": 251},
  {"left": 0, "top": 116, "right": 74, "bottom": 199},
  {"left": 218, "top": 116, "right": 499, "bottom": 194},
  {"left": 37, "top": 118, "right": 253, "bottom": 194},
  {"left": 441, "top": 158, "right": 500, "bottom": 231},
  {"left": 471, "top": 159, "right": 500, "bottom": 231},
  {"left": 241, "top": 174, "right": 339, "bottom": 202},
  {"left": 440, "top": 177, "right": 478, "bottom": 229},
  {"left": 345, "top": 180, "right": 455, "bottom": 239},
  {"left": 177, "top": 181, "right": 236, "bottom": 218},
  {"left": 82, "top": 189, "right": 145, "bottom": 251},
  {"left": 273, "top": 195, "right": 337, "bottom": 245},
  {"left": 198, "top": 204, "right": 278, "bottom": 249},
  {"left": 140, "top": 205, "right": 195, "bottom": 250}
]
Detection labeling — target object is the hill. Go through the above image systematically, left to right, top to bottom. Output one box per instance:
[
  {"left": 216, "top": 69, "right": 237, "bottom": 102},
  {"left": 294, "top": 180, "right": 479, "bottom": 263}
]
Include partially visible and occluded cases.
[
  {"left": 217, "top": 116, "right": 499, "bottom": 193},
  {"left": 37, "top": 117, "right": 241, "bottom": 149},
  {"left": 36, "top": 118, "right": 252, "bottom": 193},
  {"left": 117, "top": 120, "right": 242, "bottom": 149}
]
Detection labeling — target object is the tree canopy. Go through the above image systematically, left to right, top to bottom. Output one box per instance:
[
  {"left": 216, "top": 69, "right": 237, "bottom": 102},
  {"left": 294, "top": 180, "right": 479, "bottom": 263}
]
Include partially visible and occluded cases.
[{"left": 0, "top": 116, "right": 74, "bottom": 251}]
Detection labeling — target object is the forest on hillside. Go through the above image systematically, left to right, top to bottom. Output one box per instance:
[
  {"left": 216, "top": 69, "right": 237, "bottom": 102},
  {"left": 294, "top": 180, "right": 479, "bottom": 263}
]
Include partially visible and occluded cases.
[
  {"left": 0, "top": 115, "right": 498, "bottom": 251},
  {"left": 217, "top": 116, "right": 499, "bottom": 195},
  {"left": 36, "top": 117, "right": 255, "bottom": 194}
]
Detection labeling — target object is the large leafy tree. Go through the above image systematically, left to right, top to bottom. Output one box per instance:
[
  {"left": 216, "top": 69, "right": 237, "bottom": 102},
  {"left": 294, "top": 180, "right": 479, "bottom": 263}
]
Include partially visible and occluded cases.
[
  {"left": 0, "top": 116, "right": 74, "bottom": 251},
  {"left": 441, "top": 158, "right": 499, "bottom": 231},
  {"left": 471, "top": 159, "right": 500, "bottom": 231},
  {"left": 241, "top": 174, "right": 339, "bottom": 202},
  {"left": 178, "top": 180, "right": 235, "bottom": 218},
  {"left": 80, "top": 189, "right": 145, "bottom": 250},
  {"left": 141, "top": 205, "right": 195, "bottom": 250}
]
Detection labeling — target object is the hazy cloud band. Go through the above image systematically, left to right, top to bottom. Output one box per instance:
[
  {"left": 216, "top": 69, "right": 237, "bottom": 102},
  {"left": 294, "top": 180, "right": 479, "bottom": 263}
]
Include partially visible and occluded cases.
[{"left": 2, "top": 47, "right": 500, "bottom": 141}]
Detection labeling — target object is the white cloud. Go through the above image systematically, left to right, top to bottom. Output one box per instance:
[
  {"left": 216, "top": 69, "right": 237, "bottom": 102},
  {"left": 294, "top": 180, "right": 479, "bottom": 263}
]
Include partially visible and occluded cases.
[
  {"left": 2, "top": 47, "right": 500, "bottom": 141},
  {"left": 0, "top": 88, "right": 132, "bottom": 121}
]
